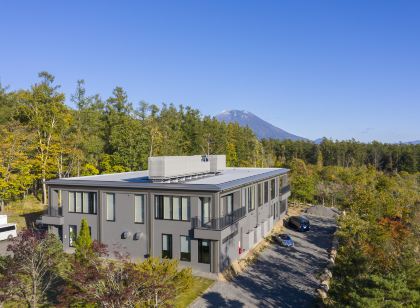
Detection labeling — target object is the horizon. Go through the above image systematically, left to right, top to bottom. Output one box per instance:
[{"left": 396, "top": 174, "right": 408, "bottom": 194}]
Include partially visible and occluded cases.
[{"left": 1, "top": 1, "right": 419, "bottom": 143}]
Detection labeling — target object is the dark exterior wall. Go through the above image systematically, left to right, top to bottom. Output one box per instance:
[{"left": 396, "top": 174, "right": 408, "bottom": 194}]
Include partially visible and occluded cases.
[{"left": 48, "top": 172, "right": 290, "bottom": 274}]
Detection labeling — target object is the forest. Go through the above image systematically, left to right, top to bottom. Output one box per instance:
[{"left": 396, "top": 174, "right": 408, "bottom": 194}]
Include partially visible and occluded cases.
[{"left": 0, "top": 72, "right": 419, "bottom": 306}]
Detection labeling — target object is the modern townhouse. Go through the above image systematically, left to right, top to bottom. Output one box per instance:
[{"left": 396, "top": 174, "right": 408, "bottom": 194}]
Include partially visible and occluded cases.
[{"left": 40, "top": 155, "right": 290, "bottom": 273}]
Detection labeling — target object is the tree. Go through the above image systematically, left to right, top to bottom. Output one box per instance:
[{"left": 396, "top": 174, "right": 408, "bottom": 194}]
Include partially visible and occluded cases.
[
  {"left": 16, "top": 72, "right": 70, "bottom": 204},
  {"left": 0, "top": 123, "right": 35, "bottom": 210},
  {"left": 74, "top": 218, "right": 93, "bottom": 261},
  {"left": 0, "top": 229, "right": 65, "bottom": 307},
  {"left": 135, "top": 257, "right": 193, "bottom": 307}
]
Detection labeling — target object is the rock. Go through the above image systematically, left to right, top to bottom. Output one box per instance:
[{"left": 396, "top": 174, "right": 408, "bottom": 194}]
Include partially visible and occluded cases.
[
  {"left": 320, "top": 282, "right": 330, "bottom": 292},
  {"left": 317, "top": 288, "right": 328, "bottom": 299}
]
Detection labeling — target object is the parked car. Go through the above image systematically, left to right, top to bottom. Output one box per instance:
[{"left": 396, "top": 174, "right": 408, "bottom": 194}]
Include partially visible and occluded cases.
[
  {"left": 0, "top": 215, "right": 17, "bottom": 241},
  {"left": 288, "top": 216, "right": 310, "bottom": 232},
  {"left": 274, "top": 234, "right": 294, "bottom": 247}
]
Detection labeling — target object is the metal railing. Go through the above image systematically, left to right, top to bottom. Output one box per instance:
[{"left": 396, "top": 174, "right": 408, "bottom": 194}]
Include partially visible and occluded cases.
[
  {"left": 281, "top": 184, "right": 290, "bottom": 195},
  {"left": 192, "top": 206, "right": 246, "bottom": 231},
  {"left": 48, "top": 207, "right": 63, "bottom": 217}
]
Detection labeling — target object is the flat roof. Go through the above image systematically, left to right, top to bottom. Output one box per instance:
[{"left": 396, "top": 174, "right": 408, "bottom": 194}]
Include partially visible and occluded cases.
[{"left": 47, "top": 167, "right": 289, "bottom": 192}]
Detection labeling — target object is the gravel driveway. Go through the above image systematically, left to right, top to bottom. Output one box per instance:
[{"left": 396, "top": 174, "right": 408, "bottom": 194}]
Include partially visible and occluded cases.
[{"left": 191, "top": 215, "right": 336, "bottom": 308}]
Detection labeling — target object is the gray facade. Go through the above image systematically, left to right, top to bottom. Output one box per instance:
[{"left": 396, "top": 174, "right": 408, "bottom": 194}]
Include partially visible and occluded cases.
[{"left": 41, "top": 167, "right": 290, "bottom": 273}]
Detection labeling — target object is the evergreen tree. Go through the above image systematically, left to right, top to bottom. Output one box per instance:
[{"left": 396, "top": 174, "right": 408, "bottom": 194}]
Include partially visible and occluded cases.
[{"left": 74, "top": 218, "right": 93, "bottom": 261}]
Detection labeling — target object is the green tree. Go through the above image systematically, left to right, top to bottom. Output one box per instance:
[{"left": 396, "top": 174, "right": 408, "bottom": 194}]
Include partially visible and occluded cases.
[
  {"left": 16, "top": 72, "right": 71, "bottom": 204},
  {"left": 74, "top": 218, "right": 93, "bottom": 261},
  {"left": 135, "top": 257, "right": 193, "bottom": 307}
]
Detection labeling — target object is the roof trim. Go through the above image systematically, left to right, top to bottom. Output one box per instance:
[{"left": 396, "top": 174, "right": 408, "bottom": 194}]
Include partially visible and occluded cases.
[{"left": 47, "top": 168, "right": 289, "bottom": 192}]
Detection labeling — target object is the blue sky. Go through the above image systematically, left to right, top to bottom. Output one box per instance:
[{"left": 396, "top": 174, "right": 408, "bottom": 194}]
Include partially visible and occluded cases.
[{"left": 1, "top": 1, "right": 419, "bottom": 143}]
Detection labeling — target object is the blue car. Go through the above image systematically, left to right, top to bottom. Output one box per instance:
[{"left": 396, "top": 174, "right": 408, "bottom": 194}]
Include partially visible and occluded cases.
[{"left": 275, "top": 234, "right": 294, "bottom": 247}]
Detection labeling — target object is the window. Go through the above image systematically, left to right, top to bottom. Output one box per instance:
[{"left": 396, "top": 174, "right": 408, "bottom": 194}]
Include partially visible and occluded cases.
[
  {"left": 279, "top": 175, "right": 288, "bottom": 188},
  {"left": 271, "top": 179, "right": 276, "bottom": 199},
  {"left": 264, "top": 181, "right": 269, "bottom": 204},
  {"left": 257, "top": 183, "right": 263, "bottom": 207},
  {"left": 244, "top": 186, "right": 255, "bottom": 212},
  {"left": 68, "top": 191, "right": 97, "bottom": 214},
  {"left": 69, "top": 192, "right": 75, "bottom": 212},
  {"left": 75, "top": 192, "right": 82, "bottom": 212},
  {"left": 106, "top": 193, "right": 115, "bottom": 221},
  {"left": 223, "top": 194, "right": 233, "bottom": 215},
  {"left": 134, "top": 195, "right": 145, "bottom": 223},
  {"left": 155, "top": 196, "right": 190, "bottom": 221},
  {"left": 155, "top": 196, "right": 164, "bottom": 219},
  {"left": 163, "top": 196, "right": 171, "bottom": 219},
  {"left": 173, "top": 197, "right": 180, "bottom": 220},
  {"left": 181, "top": 197, "right": 189, "bottom": 221},
  {"left": 200, "top": 197, "right": 211, "bottom": 225},
  {"left": 0, "top": 225, "right": 16, "bottom": 232},
  {"left": 69, "top": 225, "right": 77, "bottom": 247},
  {"left": 162, "top": 234, "right": 172, "bottom": 259},
  {"left": 180, "top": 236, "right": 191, "bottom": 261},
  {"left": 198, "top": 240, "right": 211, "bottom": 264}
]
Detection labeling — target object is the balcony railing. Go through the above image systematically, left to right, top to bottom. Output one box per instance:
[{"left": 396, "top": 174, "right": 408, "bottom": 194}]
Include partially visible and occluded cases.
[
  {"left": 281, "top": 184, "right": 290, "bottom": 195},
  {"left": 192, "top": 206, "right": 246, "bottom": 231},
  {"left": 48, "top": 207, "right": 63, "bottom": 217}
]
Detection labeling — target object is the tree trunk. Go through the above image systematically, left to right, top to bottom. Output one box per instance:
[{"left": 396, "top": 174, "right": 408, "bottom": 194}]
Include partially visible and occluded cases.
[
  {"left": 42, "top": 172, "right": 47, "bottom": 206},
  {"left": 0, "top": 199, "right": 3, "bottom": 212},
  {"left": 32, "top": 280, "right": 37, "bottom": 308}
]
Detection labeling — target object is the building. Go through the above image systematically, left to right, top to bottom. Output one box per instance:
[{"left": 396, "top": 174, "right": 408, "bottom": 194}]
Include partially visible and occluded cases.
[{"left": 40, "top": 155, "right": 290, "bottom": 273}]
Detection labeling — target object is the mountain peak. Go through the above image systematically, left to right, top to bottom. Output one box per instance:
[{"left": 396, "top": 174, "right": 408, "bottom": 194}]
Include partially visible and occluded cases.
[{"left": 215, "top": 110, "right": 306, "bottom": 141}]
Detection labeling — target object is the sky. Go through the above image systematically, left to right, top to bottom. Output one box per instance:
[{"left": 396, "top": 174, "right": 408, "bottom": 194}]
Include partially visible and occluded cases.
[{"left": 1, "top": 1, "right": 419, "bottom": 143}]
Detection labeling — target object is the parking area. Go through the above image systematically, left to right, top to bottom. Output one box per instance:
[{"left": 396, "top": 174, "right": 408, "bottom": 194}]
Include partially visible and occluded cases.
[{"left": 191, "top": 215, "right": 336, "bottom": 308}]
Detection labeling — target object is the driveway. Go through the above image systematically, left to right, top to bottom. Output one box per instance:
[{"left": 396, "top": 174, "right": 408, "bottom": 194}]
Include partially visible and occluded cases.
[{"left": 191, "top": 215, "right": 336, "bottom": 308}]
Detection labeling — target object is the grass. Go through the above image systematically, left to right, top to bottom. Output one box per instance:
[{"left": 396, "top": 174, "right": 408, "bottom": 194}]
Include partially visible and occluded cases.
[
  {"left": 3, "top": 195, "right": 46, "bottom": 230},
  {"left": 175, "top": 276, "right": 215, "bottom": 307}
]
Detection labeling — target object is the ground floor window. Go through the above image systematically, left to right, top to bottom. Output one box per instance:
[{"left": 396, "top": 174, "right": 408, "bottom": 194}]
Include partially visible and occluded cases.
[
  {"left": 69, "top": 225, "right": 77, "bottom": 247},
  {"left": 162, "top": 234, "right": 172, "bottom": 259},
  {"left": 180, "top": 236, "right": 191, "bottom": 261},
  {"left": 198, "top": 239, "right": 211, "bottom": 264}
]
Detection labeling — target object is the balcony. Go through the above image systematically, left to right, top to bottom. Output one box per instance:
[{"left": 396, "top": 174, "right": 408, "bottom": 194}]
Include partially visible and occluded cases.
[
  {"left": 280, "top": 184, "right": 291, "bottom": 200},
  {"left": 281, "top": 184, "right": 290, "bottom": 195},
  {"left": 192, "top": 206, "right": 246, "bottom": 231},
  {"left": 40, "top": 207, "right": 64, "bottom": 225},
  {"left": 192, "top": 207, "right": 246, "bottom": 240}
]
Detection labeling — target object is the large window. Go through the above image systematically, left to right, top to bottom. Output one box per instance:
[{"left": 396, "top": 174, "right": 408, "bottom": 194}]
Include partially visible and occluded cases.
[
  {"left": 279, "top": 175, "right": 288, "bottom": 188},
  {"left": 271, "top": 179, "right": 276, "bottom": 199},
  {"left": 264, "top": 181, "right": 269, "bottom": 204},
  {"left": 257, "top": 183, "right": 263, "bottom": 207},
  {"left": 244, "top": 186, "right": 255, "bottom": 212},
  {"left": 69, "top": 191, "right": 97, "bottom": 214},
  {"left": 106, "top": 193, "right": 115, "bottom": 221},
  {"left": 222, "top": 194, "right": 233, "bottom": 215},
  {"left": 134, "top": 195, "right": 145, "bottom": 223},
  {"left": 155, "top": 196, "right": 190, "bottom": 221},
  {"left": 199, "top": 197, "right": 211, "bottom": 225},
  {"left": 69, "top": 225, "right": 77, "bottom": 247},
  {"left": 162, "top": 234, "right": 172, "bottom": 259},
  {"left": 180, "top": 236, "right": 191, "bottom": 261},
  {"left": 198, "top": 240, "right": 211, "bottom": 264}
]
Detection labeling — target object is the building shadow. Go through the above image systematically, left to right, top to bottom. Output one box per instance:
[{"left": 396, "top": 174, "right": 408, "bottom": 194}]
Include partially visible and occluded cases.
[{"left": 201, "top": 291, "right": 245, "bottom": 308}]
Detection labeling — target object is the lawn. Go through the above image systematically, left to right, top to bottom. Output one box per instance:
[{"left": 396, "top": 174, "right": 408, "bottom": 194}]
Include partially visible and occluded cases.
[
  {"left": 2, "top": 195, "right": 46, "bottom": 230},
  {"left": 175, "top": 276, "right": 215, "bottom": 307}
]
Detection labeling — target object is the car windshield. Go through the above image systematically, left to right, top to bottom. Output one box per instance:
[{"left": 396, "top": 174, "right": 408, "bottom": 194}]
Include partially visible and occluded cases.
[
  {"left": 298, "top": 216, "right": 309, "bottom": 223},
  {"left": 280, "top": 234, "right": 290, "bottom": 240}
]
